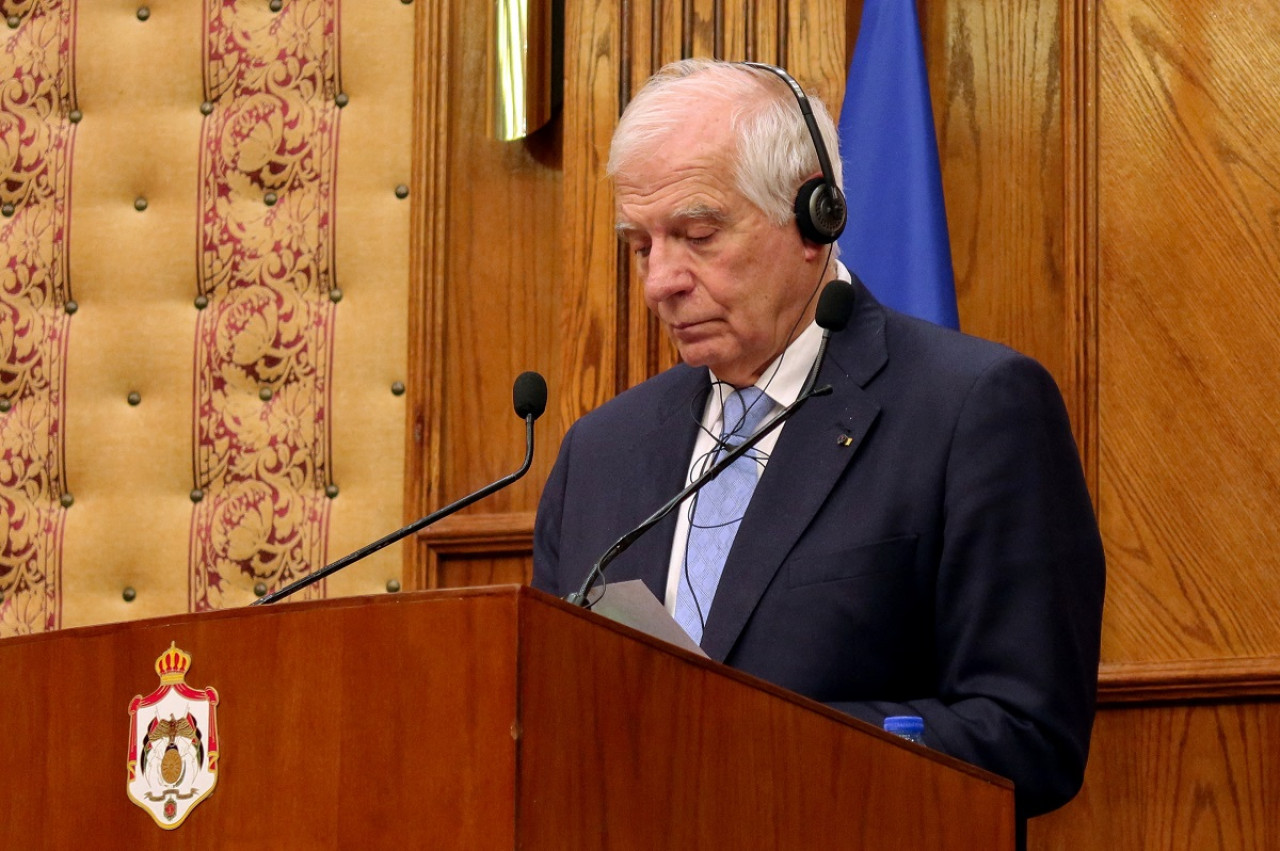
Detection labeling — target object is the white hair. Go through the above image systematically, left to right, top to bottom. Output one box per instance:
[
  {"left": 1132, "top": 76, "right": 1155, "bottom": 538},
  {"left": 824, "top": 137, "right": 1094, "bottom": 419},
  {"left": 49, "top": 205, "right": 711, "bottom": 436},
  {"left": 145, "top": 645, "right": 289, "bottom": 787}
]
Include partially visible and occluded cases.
[{"left": 606, "top": 58, "right": 843, "bottom": 229}]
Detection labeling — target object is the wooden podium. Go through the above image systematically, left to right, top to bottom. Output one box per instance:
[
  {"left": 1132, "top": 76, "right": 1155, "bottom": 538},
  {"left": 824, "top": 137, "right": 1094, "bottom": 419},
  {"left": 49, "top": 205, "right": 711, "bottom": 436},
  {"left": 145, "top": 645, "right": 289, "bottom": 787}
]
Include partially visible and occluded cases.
[{"left": 0, "top": 586, "right": 1013, "bottom": 848}]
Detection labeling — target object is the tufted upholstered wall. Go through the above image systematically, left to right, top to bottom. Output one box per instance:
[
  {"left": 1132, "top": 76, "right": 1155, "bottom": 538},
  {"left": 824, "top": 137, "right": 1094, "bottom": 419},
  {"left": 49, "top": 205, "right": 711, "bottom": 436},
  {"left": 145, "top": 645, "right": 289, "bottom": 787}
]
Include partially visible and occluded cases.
[{"left": 0, "top": 0, "right": 413, "bottom": 634}]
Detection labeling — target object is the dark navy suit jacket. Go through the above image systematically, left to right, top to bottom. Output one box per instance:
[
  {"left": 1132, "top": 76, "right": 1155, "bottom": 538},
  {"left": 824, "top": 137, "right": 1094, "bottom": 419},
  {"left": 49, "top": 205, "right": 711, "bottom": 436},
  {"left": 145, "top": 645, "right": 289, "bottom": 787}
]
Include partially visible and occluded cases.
[{"left": 533, "top": 280, "right": 1105, "bottom": 819}]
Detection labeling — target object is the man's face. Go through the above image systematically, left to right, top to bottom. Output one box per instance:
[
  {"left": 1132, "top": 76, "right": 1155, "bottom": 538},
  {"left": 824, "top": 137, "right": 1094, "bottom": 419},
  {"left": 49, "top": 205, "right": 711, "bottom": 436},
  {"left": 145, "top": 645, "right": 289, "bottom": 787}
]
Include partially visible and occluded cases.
[{"left": 614, "top": 102, "right": 822, "bottom": 388}]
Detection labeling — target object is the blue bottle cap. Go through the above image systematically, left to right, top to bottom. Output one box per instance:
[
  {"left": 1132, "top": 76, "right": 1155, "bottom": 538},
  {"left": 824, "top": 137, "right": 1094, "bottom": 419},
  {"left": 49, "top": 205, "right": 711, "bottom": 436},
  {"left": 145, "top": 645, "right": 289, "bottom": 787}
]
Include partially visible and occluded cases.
[{"left": 883, "top": 715, "right": 925, "bottom": 737}]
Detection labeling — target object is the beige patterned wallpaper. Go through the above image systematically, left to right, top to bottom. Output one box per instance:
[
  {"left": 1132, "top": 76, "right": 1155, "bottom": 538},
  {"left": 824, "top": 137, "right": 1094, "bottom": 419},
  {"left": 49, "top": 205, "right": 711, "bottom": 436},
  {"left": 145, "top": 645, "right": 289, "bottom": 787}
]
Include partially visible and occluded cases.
[{"left": 0, "top": 0, "right": 413, "bottom": 634}]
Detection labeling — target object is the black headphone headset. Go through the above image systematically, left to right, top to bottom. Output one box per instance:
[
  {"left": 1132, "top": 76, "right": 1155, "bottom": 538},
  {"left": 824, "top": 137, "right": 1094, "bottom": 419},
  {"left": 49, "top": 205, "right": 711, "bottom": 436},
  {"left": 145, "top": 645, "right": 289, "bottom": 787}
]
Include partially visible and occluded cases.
[{"left": 741, "top": 62, "right": 848, "bottom": 245}]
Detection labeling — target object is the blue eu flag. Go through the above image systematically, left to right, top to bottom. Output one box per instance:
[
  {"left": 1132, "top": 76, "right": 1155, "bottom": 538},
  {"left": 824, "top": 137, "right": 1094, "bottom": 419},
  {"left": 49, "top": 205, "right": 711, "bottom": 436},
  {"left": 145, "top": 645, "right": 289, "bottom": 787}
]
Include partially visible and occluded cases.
[{"left": 836, "top": 0, "right": 959, "bottom": 329}]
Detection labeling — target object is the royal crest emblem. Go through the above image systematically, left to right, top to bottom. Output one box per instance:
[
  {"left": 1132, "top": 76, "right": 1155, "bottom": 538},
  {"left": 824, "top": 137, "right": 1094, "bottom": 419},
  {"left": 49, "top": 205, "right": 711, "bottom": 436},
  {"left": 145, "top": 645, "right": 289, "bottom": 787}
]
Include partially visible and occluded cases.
[{"left": 126, "top": 643, "right": 220, "bottom": 828}]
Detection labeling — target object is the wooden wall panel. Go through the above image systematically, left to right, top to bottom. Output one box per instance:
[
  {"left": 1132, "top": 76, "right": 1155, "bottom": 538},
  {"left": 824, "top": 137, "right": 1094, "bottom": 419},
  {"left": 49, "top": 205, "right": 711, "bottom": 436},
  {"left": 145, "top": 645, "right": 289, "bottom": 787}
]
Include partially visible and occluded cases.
[
  {"left": 411, "top": 0, "right": 563, "bottom": 588},
  {"left": 560, "top": 0, "right": 626, "bottom": 428},
  {"left": 920, "top": 0, "right": 1280, "bottom": 843},
  {"left": 929, "top": 0, "right": 1075, "bottom": 418},
  {"left": 1094, "top": 0, "right": 1280, "bottom": 665},
  {"left": 421, "top": 512, "right": 536, "bottom": 589},
  {"left": 1030, "top": 699, "right": 1280, "bottom": 850}
]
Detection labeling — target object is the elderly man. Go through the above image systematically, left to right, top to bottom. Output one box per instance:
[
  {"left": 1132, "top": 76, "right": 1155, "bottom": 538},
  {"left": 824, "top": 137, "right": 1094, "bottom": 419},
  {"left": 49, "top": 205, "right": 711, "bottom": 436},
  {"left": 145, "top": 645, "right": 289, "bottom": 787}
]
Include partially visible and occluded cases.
[{"left": 532, "top": 58, "right": 1105, "bottom": 832}]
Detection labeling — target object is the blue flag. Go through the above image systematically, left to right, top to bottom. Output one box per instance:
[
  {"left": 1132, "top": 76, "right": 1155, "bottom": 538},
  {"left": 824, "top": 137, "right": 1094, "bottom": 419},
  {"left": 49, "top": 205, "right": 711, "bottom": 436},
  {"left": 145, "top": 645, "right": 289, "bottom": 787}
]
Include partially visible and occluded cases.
[{"left": 836, "top": 0, "right": 959, "bottom": 329}]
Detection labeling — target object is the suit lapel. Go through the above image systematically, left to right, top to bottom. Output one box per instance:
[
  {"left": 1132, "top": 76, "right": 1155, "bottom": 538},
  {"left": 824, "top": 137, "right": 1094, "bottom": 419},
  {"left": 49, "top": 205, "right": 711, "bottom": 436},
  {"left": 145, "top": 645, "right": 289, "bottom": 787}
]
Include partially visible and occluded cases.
[
  {"left": 699, "top": 286, "right": 890, "bottom": 662},
  {"left": 609, "top": 368, "right": 708, "bottom": 601}
]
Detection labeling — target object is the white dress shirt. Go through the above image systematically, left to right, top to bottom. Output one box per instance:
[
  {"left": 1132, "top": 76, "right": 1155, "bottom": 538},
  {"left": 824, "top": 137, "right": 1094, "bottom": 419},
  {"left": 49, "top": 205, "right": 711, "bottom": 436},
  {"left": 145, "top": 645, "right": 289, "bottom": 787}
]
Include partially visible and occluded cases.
[{"left": 662, "top": 319, "right": 824, "bottom": 615}]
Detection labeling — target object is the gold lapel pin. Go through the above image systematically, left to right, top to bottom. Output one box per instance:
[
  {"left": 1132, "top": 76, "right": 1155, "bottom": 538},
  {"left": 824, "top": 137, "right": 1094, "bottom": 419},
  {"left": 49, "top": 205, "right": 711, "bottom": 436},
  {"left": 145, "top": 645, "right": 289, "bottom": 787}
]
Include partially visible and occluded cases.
[{"left": 837, "top": 434, "right": 854, "bottom": 447}]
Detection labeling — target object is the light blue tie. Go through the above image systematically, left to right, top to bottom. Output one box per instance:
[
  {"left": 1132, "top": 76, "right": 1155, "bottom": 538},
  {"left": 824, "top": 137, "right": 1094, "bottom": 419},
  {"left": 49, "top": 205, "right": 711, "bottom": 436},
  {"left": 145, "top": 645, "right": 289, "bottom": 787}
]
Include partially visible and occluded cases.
[{"left": 676, "top": 386, "right": 773, "bottom": 645}]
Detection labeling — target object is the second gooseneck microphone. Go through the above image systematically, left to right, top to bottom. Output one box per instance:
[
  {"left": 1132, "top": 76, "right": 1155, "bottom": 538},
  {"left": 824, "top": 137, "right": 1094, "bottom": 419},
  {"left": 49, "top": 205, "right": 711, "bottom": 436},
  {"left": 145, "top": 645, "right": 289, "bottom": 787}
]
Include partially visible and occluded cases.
[
  {"left": 566, "top": 279, "right": 855, "bottom": 609},
  {"left": 253, "top": 371, "right": 548, "bottom": 606}
]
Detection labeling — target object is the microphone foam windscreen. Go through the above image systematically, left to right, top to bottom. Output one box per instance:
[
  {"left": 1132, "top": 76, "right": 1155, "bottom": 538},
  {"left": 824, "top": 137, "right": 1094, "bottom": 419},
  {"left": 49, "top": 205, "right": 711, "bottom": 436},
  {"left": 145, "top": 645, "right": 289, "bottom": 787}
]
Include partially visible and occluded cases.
[
  {"left": 816, "top": 279, "right": 856, "bottom": 331},
  {"left": 513, "top": 371, "right": 548, "bottom": 419}
]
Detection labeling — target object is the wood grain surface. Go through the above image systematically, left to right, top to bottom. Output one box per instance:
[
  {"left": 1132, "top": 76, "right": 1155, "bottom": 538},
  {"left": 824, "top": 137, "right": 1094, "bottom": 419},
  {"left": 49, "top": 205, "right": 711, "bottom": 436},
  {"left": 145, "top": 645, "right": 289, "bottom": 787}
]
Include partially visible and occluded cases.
[
  {"left": 409, "top": 0, "right": 564, "bottom": 590},
  {"left": 1094, "top": 0, "right": 1280, "bottom": 664},
  {"left": 0, "top": 587, "right": 1014, "bottom": 849},
  {"left": 517, "top": 588, "right": 1014, "bottom": 849},
  {"left": 0, "top": 590, "right": 522, "bottom": 848},
  {"left": 1030, "top": 699, "right": 1280, "bottom": 850}
]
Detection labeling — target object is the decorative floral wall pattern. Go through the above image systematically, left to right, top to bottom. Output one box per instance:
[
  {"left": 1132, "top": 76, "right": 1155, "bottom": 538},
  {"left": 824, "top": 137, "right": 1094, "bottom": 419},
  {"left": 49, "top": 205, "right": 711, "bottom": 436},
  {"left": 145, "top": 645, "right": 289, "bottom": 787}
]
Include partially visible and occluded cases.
[
  {"left": 0, "top": 0, "right": 76, "bottom": 636},
  {"left": 0, "top": 0, "right": 410, "bottom": 633},
  {"left": 190, "top": 0, "right": 341, "bottom": 610}
]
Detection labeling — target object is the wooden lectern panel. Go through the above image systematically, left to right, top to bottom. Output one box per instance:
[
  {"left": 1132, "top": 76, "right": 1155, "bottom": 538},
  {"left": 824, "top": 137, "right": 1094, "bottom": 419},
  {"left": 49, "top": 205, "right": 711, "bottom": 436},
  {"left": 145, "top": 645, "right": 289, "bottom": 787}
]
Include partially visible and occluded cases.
[
  {"left": 0, "top": 586, "right": 1013, "bottom": 848},
  {"left": 1, "top": 589, "right": 523, "bottom": 848},
  {"left": 518, "top": 592, "right": 1015, "bottom": 849}
]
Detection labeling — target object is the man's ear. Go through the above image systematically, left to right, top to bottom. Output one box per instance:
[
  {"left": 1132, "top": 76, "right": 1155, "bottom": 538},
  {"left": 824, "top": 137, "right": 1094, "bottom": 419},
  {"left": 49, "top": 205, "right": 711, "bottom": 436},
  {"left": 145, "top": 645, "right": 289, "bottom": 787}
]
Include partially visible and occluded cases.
[{"left": 801, "top": 236, "right": 825, "bottom": 262}]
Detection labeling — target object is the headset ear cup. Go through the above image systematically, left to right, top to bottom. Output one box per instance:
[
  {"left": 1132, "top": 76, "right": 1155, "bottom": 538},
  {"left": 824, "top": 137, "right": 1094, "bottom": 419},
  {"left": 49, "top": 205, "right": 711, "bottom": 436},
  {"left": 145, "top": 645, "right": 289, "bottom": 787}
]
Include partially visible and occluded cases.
[{"left": 794, "top": 177, "right": 847, "bottom": 244}]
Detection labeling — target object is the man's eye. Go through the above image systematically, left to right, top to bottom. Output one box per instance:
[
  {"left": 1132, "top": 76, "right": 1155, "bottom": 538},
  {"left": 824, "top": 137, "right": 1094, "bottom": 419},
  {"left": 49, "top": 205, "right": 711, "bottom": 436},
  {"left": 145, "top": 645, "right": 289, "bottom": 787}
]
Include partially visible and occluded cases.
[
  {"left": 687, "top": 230, "right": 715, "bottom": 244},
  {"left": 633, "top": 243, "right": 651, "bottom": 257}
]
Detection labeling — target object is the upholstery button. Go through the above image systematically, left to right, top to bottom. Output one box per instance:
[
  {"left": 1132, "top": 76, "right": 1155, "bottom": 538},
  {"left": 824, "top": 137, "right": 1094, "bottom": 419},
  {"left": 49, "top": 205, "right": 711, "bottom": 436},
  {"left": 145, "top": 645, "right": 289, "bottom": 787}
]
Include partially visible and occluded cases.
[
  {"left": 136, "top": 7, "right": 149, "bottom": 21},
  {"left": 335, "top": 92, "right": 349, "bottom": 108},
  {"left": 200, "top": 101, "right": 214, "bottom": 115},
  {"left": 69, "top": 109, "right": 83, "bottom": 123},
  {"left": 395, "top": 184, "right": 409, "bottom": 199},
  {"left": 134, "top": 197, "right": 147, "bottom": 212},
  {"left": 328, "top": 287, "right": 342, "bottom": 303},
  {"left": 194, "top": 294, "right": 209, "bottom": 309},
  {"left": 64, "top": 300, "right": 78, "bottom": 314},
  {"left": 391, "top": 381, "right": 406, "bottom": 396},
  {"left": 259, "top": 387, "right": 273, "bottom": 401},
  {"left": 127, "top": 391, "right": 141, "bottom": 406},
  {"left": 325, "top": 484, "right": 339, "bottom": 499},
  {"left": 190, "top": 488, "right": 204, "bottom": 503},
  {"left": 60, "top": 493, "right": 74, "bottom": 508},
  {"left": 386, "top": 579, "right": 402, "bottom": 593},
  {"left": 254, "top": 582, "right": 268, "bottom": 597},
  {"left": 123, "top": 587, "right": 137, "bottom": 602}
]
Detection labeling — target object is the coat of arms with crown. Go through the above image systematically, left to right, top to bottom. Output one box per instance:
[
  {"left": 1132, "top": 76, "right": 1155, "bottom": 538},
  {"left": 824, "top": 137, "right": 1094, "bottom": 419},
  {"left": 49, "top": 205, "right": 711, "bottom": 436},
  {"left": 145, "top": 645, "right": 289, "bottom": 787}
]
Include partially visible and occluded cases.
[{"left": 126, "top": 642, "right": 220, "bottom": 828}]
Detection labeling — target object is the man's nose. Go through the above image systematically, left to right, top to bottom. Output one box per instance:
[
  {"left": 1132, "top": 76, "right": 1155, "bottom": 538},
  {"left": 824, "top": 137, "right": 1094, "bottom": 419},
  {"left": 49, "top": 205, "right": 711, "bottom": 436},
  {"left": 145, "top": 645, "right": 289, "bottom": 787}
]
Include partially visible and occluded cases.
[{"left": 642, "top": 241, "right": 694, "bottom": 302}]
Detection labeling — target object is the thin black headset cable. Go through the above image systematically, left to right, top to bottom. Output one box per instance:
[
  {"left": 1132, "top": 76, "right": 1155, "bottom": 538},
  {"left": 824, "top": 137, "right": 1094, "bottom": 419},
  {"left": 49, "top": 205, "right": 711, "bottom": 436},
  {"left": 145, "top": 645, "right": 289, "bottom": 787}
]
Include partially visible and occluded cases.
[
  {"left": 610, "top": 63, "right": 843, "bottom": 616},
  {"left": 674, "top": 241, "right": 835, "bottom": 630},
  {"left": 690, "top": 241, "right": 837, "bottom": 454}
]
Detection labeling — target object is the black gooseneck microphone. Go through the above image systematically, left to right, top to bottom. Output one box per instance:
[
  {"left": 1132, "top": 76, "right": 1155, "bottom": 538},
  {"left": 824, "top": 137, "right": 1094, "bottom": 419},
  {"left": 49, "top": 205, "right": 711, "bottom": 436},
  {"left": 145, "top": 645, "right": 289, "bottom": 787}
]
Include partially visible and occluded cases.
[
  {"left": 566, "top": 280, "right": 855, "bottom": 609},
  {"left": 253, "top": 371, "right": 548, "bottom": 606}
]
